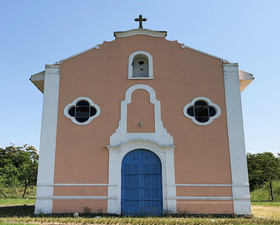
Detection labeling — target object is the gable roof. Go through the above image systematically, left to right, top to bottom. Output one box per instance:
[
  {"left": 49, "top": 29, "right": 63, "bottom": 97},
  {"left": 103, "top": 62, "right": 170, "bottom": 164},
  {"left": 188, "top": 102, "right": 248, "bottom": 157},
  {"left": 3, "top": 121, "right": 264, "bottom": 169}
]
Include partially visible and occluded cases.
[{"left": 29, "top": 28, "right": 254, "bottom": 93}]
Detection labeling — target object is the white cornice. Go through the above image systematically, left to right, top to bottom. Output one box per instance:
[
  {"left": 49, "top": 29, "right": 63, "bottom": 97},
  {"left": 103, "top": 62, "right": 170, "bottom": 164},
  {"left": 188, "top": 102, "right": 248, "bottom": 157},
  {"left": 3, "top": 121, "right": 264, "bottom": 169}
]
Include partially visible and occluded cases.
[{"left": 114, "top": 29, "right": 167, "bottom": 38}]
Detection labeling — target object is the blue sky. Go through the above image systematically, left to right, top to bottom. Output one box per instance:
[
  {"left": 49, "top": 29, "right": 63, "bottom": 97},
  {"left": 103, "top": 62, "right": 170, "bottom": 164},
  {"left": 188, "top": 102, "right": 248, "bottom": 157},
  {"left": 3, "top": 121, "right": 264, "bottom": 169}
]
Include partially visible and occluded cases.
[{"left": 0, "top": 0, "right": 279, "bottom": 154}]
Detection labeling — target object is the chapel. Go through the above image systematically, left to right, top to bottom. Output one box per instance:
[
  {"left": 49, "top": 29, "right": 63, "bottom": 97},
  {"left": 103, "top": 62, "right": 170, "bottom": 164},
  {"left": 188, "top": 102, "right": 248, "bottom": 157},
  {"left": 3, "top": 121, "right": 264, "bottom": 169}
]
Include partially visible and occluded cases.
[{"left": 30, "top": 15, "right": 254, "bottom": 216}]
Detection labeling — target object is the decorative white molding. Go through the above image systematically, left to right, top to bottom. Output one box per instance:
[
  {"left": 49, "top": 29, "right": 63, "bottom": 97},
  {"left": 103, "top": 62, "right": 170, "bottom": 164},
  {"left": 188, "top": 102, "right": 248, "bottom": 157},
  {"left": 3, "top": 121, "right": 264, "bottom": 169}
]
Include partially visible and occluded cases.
[
  {"left": 114, "top": 29, "right": 167, "bottom": 38},
  {"left": 181, "top": 44, "right": 223, "bottom": 60},
  {"left": 56, "top": 45, "right": 100, "bottom": 63},
  {"left": 128, "top": 51, "right": 154, "bottom": 79},
  {"left": 223, "top": 63, "right": 251, "bottom": 215},
  {"left": 35, "top": 65, "right": 60, "bottom": 214},
  {"left": 239, "top": 70, "right": 254, "bottom": 92},
  {"left": 30, "top": 71, "right": 45, "bottom": 93},
  {"left": 110, "top": 84, "right": 173, "bottom": 145},
  {"left": 64, "top": 97, "right": 101, "bottom": 126},
  {"left": 183, "top": 97, "right": 221, "bottom": 126},
  {"left": 107, "top": 139, "right": 176, "bottom": 215},
  {"left": 38, "top": 182, "right": 249, "bottom": 187},
  {"left": 37, "top": 183, "right": 112, "bottom": 187},
  {"left": 174, "top": 184, "right": 249, "bottom": 187},
  {"left": 36, "top": 195, "right": 249, "bottom": 201},
  {"left": 37, "top": 196, "right": 117, "bottom": 200},
  {"left": 168, "top": 196, "right": 250, "bottom": 200}
]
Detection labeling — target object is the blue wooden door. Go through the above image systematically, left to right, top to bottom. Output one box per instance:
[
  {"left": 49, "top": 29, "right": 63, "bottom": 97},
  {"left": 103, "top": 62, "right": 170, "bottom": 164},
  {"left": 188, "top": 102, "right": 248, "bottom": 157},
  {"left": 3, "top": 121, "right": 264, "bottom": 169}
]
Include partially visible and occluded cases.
[{"left": 121, "top": 149, "right": 163, "bottom": 216}]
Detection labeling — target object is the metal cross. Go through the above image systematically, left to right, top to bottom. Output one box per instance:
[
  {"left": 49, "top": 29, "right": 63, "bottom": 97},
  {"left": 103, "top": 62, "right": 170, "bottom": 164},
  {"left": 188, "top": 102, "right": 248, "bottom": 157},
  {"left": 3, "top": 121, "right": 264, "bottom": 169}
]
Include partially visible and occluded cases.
[{"left": 134, "top": 15, "right": 147, "bottom": 29}]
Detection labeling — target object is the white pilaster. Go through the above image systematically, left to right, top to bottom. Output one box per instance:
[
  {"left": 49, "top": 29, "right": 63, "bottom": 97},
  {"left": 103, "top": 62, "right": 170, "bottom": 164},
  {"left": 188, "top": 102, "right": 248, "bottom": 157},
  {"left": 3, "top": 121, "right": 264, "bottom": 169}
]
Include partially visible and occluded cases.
[
  {"left": 223, "top": 63, "right": 251, "bottom": 215},
  {"left": 35, "top": 65, "right": 60, "bottom": 214}
]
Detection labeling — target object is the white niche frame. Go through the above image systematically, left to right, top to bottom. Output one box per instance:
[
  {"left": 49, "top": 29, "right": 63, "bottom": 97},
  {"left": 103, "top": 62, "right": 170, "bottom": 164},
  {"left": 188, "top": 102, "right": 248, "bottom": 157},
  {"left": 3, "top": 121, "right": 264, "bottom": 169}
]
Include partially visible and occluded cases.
[
  {"left": 128, "top": 51, "right": 154, "bottom": 79},
  {"left": 107, "top": 84, "right": 176, "bottom": 214},
  {"left": 109, "top": 84, "right": 173, "bottom": 145},
  {"left": 64, "top": 97, "right": 101, "bottom": 126},
  {"left": 183, "top": 97, "right": 221, "bottom": 126}
]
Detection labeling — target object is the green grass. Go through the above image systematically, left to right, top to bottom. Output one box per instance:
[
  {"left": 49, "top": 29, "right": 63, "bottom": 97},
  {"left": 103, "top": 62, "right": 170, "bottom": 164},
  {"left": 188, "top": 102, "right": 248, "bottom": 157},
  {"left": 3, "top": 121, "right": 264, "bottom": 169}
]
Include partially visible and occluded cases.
[
  {"left": 251, "top": 180, "right": 280, "bottom": 202},
  {"left": 0, "top": 186, "right": 36, "bottom": 199},
  {"left": 0, "top": 186, "right": 35, "bottom": 207},
  {"left": 0, "top": 199, "right": 35, "bottom": 206},
  {"left": 251, "top": 201, "right": 280, "bottom": 206},
  {"left": 0, "top": 206, "right": 278, "bottom": 225},
  {"left": 0, "top": 216, "right": 279, "bottom": 225},
  {"left": 0, "top": 224, "right": 34, "bottom": 225}
]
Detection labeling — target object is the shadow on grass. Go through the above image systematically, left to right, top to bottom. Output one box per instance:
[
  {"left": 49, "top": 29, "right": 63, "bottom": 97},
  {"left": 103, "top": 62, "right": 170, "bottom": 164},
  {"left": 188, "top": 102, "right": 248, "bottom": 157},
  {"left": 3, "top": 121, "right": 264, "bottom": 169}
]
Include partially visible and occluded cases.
[{"left": 0, "top": 205, "right": 34, "bottom": 217}]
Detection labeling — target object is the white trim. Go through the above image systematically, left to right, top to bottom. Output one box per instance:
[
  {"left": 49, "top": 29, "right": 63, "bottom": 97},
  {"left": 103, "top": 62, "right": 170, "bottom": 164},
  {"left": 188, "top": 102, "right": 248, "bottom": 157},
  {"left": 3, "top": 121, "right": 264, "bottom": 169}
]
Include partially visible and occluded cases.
[
  {"left": 114, "top": 29, "right": 167, "bottom": 38},
  {"left": 181, "top": 44, "right": 223, "bottom": 60},
  {"left": 55, "top": 45, "right": 100, "bottom": 64},
  {"left": 128, "top": 51, "right": 154, "bottom": 79},
  {"left": 223, "top": 63, "right": 251, "bottom": 215},
  {"left": 35, "top": 65, "right": 60, "bottom": 214},
  {"left": 239, "top": 70, "right": 254, "bottom": 92},
  {"left": 239, "top": 70, "right": 254, "bottom": 80},
  {"left": 30, "top": 71, "right": 45, "bottom": 93},
  {"left": 127, "top": 77, "right": 154, "bottom": 80},
  {"left": 110, "top": 84, "right": 173, "bottom": 145},
  {"left": 108, "top": 85, "right": 175, "bottom": 214},
  {"left": 64, "top": 97, "right": 101, "bottom": 126},
  {"left": 183, "top": 97, "right": 221, "bottom": 126},
  {"left": 107, "top": 140, "right": 177, "bottom": 215},
  {"left": 37, "top": 183, "right": 112, "bottom": 187},
  {"left": 54, "top": 183, "right": 108, "bottom": 186},
  {"left": 174, "top": 184, "right": 249, "bottom": 187},
  {"left": 36, "top": 195, "right": 249, "bottom": 201},
  {"left": 37, "top": 196, "right": 116, "bottom": 200},
  {"left": 168, "top": 196, "right": 250, "bottom": 200}
]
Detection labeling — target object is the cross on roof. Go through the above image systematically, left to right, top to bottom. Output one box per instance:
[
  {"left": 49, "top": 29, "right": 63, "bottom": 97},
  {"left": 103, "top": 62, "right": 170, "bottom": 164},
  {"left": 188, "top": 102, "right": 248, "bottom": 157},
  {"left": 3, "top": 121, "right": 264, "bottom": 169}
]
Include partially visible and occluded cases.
[{"left": 134, "top": 15, "right": 147, "bottom": 29}]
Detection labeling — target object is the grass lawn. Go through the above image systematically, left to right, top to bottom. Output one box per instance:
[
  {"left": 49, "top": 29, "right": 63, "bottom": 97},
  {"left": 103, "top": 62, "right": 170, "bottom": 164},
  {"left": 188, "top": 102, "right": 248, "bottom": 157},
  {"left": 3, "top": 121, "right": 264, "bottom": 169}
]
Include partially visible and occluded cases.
[
  {"left": 1, "top": 187, "right": 280, "bottom": 225},
  {"left": 0, "top": 199, "right": 35, "bottom": 206},
  {"left": 0, "top": 201, "right": 279, "bottom": 225},
  {"left": 252, "top": 201, "right": 280, "bottom": 206}
]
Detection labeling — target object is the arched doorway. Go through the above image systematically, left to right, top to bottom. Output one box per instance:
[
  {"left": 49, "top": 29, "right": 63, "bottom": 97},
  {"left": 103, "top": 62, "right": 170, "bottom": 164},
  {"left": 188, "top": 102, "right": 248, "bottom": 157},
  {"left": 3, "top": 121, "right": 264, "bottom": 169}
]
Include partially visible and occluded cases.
[{"left": 121, "top": 149, "right": 163, "bottom": 216}]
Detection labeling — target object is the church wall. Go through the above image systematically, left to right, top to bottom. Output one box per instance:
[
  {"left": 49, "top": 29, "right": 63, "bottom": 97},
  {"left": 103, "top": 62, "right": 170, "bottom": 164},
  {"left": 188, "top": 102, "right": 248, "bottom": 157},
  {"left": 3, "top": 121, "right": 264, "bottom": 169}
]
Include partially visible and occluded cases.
[
  {"left": 52, "top": 35, "right": 232, "bottom": 214},
  {"left": 127, "top": 89, "right": 155, "bottom": 133},
  {"left": 53, "top": 200, "right": 107, "bottom": 213},
  {"left": 177, "top": 200, "right": 234, "bottom": 214}
]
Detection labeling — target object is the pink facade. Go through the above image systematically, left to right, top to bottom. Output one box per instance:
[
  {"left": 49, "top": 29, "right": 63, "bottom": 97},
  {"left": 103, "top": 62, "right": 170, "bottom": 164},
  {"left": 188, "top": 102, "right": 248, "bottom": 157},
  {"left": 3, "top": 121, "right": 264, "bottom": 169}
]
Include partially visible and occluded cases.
[{"left": 31, "top": 28, "right": 253, "bottom": 215}]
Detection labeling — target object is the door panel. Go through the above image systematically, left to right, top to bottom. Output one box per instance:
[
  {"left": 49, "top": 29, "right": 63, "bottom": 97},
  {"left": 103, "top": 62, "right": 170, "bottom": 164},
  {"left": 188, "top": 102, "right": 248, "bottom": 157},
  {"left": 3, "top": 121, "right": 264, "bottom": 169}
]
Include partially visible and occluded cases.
[{"left": 121, "top": 149, "right": 163, "bottom": 216}]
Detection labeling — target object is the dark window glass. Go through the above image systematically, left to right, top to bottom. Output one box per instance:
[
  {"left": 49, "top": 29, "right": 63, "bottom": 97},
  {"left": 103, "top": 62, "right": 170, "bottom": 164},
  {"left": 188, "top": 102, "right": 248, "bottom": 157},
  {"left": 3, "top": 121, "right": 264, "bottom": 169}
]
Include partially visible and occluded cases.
[
  {"left": 68, "top": 100, "right": 97, "bottom": 123},
  {"left": 77, "top": 100, "right": 89, "bottom": 106},
  {"left": 186, "top": 100, "right": 217, "bottom": 124},
  {"left": 194, "top": 100, "right": 207, "bottom": 106},
  {"left": 76, "top": 106, "right": 90, "bottom": 118},
  {"left": 90, "top": 106, "right": 97, "bottom": 116},
  {"left": 194, "top": 106, "right": 209, "bottom": 118},
  {"left": 68, "top": 107, "right": 75, "bottom": 116},
  {"left": 187, "top": 107, "right": 194, "bottom": 116},
  {"left": 209, "top": 107, "right": 216, "bottom": 117},
  {"left": 76, "top": 117, "right": 89, "bottom": 123},
  {"left": 196, "top": 117, "right": 209, "bottom": 123}
]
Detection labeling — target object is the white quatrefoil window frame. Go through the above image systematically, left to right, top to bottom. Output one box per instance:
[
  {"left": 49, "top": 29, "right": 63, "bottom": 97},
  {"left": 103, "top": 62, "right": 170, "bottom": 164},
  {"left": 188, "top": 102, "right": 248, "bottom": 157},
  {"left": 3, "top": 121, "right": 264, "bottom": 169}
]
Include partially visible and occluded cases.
[
  {"left": 64, "top": 97, "right": 101, "bottom": 125},
  {"left": 183, "top": 97, "right": 221, "bottom": 126}
]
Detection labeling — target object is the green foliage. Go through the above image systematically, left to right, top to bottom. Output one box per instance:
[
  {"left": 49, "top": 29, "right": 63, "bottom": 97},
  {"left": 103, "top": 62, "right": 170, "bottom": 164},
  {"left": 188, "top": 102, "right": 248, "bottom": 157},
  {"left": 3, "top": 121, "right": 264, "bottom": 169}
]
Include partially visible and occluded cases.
[
  {"left": 0, "top": 145, "right": 38, "bottom": 188},
  {"left": 247, "top": 152, "right": 280, "bottom": 190},
  {"left": 251, "top": 180, "right": 280, "bottom": 201}
]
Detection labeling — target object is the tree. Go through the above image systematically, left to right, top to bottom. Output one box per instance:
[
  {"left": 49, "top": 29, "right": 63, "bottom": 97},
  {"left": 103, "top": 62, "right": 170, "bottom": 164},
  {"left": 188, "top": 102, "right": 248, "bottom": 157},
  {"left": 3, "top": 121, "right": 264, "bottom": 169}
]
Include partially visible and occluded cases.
[
  {"left": 0, "top": 145, "right": 38, "bottom": 197},
  {"left": 247, "top": 152, "right": 280, "bottom": 191}
]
